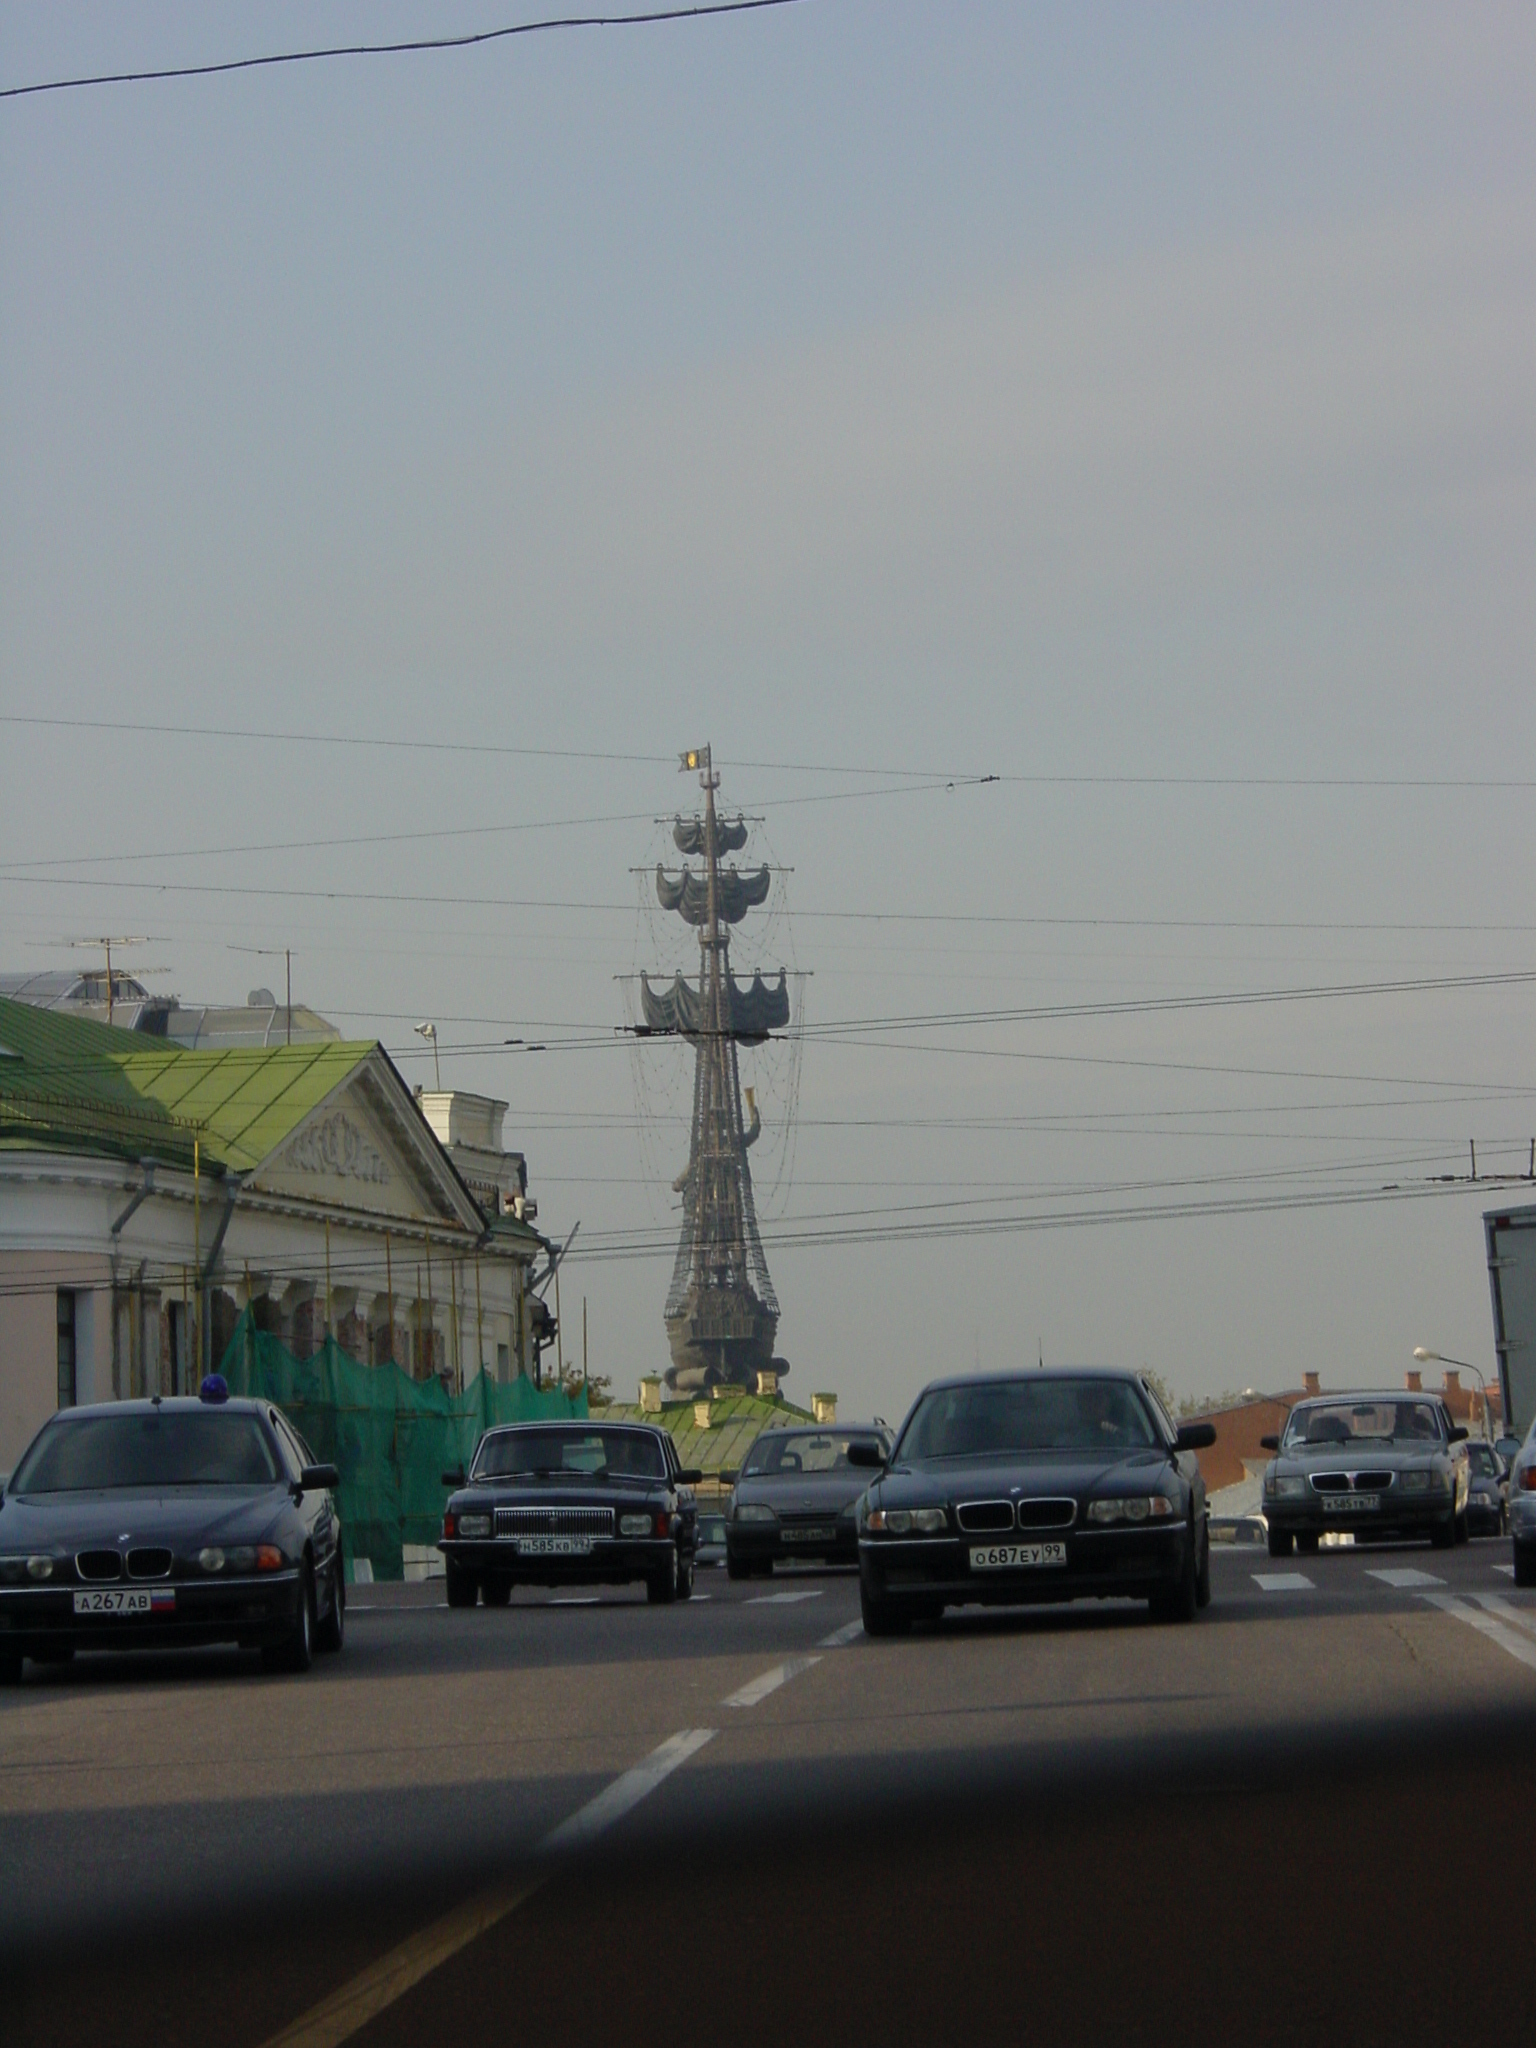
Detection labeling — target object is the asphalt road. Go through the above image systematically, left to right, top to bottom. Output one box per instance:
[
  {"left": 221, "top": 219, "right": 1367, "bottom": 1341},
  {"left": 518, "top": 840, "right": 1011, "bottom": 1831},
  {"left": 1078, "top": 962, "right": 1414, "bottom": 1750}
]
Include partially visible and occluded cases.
[{"left": 4, "top": 1537, "right": 1534, "bottom": 2046}]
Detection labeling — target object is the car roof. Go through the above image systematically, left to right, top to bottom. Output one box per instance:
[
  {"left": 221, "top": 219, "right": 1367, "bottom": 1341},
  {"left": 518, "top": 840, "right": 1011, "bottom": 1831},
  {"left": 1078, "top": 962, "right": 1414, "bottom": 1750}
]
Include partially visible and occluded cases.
[
  {"left": 916, "top": 1367, "right": 1147, "bottom": 1395},
  {"left": 1289, "top": 1391, "right": 1450, "bottom": 1409},
  {"left": 47, "top": 1397, "right": 270, "bottom": 1420},
  {"left": 479, "top": 1419, "right": 664, "bottom": 1436},
  {"left": 757, "top": 1421, "right": 889, "bottom": 1437}
]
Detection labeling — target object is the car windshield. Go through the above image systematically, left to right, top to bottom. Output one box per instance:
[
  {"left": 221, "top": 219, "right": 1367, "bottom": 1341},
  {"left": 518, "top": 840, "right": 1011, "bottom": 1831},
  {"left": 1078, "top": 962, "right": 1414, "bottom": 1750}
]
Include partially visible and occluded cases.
[
  {"left": 899, "top": 1377, "right": 1159, "bottom": 1460},
  {"left": 1283, "top": 1400, "right": 1445, "bottom": 1448},
  {"left": 10, "top": 1410, "right": 282, "bottom": 1492},
  {"left": 473, "top": 1428, "right": 666, "bottom": 1480},
  {"left": 741, "top": 1431, "right": 885, "bottom": 1476},
  {"left": 1466, "top": 1444, "right": 1501, "bottom": 1476}
]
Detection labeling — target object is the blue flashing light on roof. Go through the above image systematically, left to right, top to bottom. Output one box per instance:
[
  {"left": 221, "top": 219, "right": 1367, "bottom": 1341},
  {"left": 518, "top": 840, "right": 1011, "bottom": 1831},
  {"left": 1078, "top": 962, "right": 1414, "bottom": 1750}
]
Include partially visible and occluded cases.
[{"left": 199, "top": 1374, "right": 229, "bottom": 1405}]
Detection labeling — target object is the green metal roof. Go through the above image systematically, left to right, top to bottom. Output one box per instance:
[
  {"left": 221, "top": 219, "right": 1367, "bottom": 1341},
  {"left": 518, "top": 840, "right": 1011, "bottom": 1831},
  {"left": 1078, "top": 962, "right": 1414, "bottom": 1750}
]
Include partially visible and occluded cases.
[
  {"left": 0, "top": 995, "right": 374, "bottom": 1176},
  {"left": 597, "top": 1390, "right": 813, "bottom": 1476}
]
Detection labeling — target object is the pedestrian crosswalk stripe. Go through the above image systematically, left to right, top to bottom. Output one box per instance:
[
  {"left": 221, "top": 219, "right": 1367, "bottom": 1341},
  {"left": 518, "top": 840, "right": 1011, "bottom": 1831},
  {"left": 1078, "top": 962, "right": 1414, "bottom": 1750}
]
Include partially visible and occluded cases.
[
  {"left": 1493, "top": 1563, "right": 1515, "bottom": 1577},
  {"left": 1365, "top": 1567, "right": 1444, "bottom": 1589},
  {"left": 1252, "top": 1571, "right": 1314, "bottom": 1591}
]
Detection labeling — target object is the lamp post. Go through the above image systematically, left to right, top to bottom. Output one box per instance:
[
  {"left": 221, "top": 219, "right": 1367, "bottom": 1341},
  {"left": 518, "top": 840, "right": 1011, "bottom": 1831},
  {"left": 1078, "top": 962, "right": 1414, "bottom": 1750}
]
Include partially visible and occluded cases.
[
  {"left": 415, "top": 1021, "right": 441, "bottom": 1089},
  {"left": 1412, "top": 1347, "right": 1495, "bottom": 1442}
]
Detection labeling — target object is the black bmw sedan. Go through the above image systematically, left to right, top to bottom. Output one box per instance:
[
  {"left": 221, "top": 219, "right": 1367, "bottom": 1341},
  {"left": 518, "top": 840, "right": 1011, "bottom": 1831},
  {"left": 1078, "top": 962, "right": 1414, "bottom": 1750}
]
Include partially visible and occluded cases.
[
  {"left": 850, "top": 1369, "right": 1214, "bottom": 1636},
  {"left": 0, "top": 1388, "right": 344, "bottom": 1681},
  {"left": 439, "top": 1422, "right": 701, "bottom": 1605}
]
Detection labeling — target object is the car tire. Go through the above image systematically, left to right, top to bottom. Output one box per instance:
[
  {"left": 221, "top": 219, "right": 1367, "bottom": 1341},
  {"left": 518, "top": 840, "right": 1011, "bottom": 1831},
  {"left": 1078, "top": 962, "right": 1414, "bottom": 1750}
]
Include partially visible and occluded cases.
[
  {"left": 1454, "top": 1505, "right": 1470, "bottom": 1545},
  {"left": 1430, "top": 1509, "right": 1456, "bottom": 1551},
  {"left": 1195, "top": 1519, "right": 1212, "bottom": 1610},
  {"left": 1266, "top": 1525, "right": 1293, "bottom": 1558},
  {"left": 1295, "top": 1531, "right": 1320, "bottom": 1556},
  {"left": 1150, "top": 1536, "right": 1199, "bottom": 1623},
  {"left": 1514, "top": 1542, "right": 1536, "bottom": 1589},
  {"left": 647, "top": 1546, "right": 679, "bottom": 1605},
  {"left": 726, "top": 1550, "right": 751, "bottom": 1581},
  {"left": 676, "top": 1553, "right": 695, "bottom": 1601},
  {"left": 315, "top": 1556, "right": 345, "bottom": 1653},
  {"left": 262, "top": 1562, "right": 315, "bottom": 1674},
  {"left": 445, "top": 1562, "right": 479, "bottom": 1608},
  {"left": 481, "top": 1575, "right": 512, "bottom": 1608},
  {"left": 859, "top": 1581, "right": 910, "bottom": 1638},
  {"left": 31, "top": 1643, "right": 74, "bottom": 1665},
  {"left": 0, "top": 1650, "right": 21, "bottom": 1686}
]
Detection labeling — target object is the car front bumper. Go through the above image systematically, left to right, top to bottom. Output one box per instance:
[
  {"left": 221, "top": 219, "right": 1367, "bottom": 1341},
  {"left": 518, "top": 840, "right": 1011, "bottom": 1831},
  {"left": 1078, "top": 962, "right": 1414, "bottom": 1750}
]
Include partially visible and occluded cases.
[
  {"left": 1264, "top": 1493, "right": 1454, "bottom": 1538},
  {"left": 727, "top": 1523, "right": 859, "bottom": 1567},
  {"left": 858, "top": 1524, "right": 1192, "bottom": 1609},
  {"left": 439, "top": 1536, "right": 682, "bottom": 1585},
  {"left": 0, "top": 1569, "right": 304, "bottom": 1655}
]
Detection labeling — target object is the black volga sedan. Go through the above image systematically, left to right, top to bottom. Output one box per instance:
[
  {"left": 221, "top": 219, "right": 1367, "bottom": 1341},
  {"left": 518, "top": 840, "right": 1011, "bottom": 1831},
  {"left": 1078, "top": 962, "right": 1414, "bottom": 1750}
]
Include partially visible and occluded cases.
[
  {"left": 850, "top": 1369, "right": 1215, "bottom": 1636},
  {"left": 0, "top": 1388, "right": 343, "bottom": 1681},
  {"left": 1259, "top": 1392, "right": 1470, "bottom": 1555},
  {"left": 439, "top": 1422, "right": 701, "bottom": 1606},
  {"left": 725, "top": 1422, "right": 894, "bottom": 1577}
]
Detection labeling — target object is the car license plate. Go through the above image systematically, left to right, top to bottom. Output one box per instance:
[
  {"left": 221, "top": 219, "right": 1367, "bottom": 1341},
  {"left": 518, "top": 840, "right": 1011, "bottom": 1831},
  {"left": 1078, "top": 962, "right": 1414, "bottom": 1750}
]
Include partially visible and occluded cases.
[
  {"left": 1322, "top": 1495, "right": 1380, "bottom": 1513},
  {"left": 784, "top": 1527, "right": 836, "bottom": 1544},
  {"left": 515, "top": 1536, "right": 593, "bottom": 1557},
  {"left": 969, "top": 1542, "right": 1067, "bottom": 1571},
  {"left": 72, "top": 1588, "right": 173, "bottom": 1616}
]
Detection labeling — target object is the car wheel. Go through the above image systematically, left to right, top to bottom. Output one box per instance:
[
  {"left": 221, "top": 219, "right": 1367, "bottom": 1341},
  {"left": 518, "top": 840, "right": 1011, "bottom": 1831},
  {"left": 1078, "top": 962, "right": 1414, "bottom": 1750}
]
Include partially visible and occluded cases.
[
  {"left": 1454, "top": 1505, "right": 1470, "bottom": 1545},
  {"left": 1430, "top": 1508, "right": 1456, "bottom": 1551},
  {"left": 1195, "top": 1518, "right": 1212, "bottom": 1610},
  {"left": 1266, "top": 1526, "right": 1293, "bottom": 1558},
  {"left": 1295, "top": 1531, "right": 1320, "bottom": 1556},
  {"left": 1150, "top": 1537, "right": 1199, "bottom": 1623},
  {"left": 1514, "top": 1542, "right": 1536, "bottom": 1589},
  {"left": 647, "top": 1546, "right": 679, "bottom": 1605},
  {"left": 726, "top": 1550, "right": 750, "bottom": 1581},
  {"left": 676, "top": 1553, "right": 695, "bottom": 1601},
  {"left": 315, "top": 1556, "right": 345, "bottom": 1653},
  {"left": 262, "top": 1561, "right": 315, "bottom": 1674},
  {"left": 445, "top": 1562, "right": 479, "bottom": 1608},
  {"left": 481, "top": 1575, "right": 512, "bottom": 1608},
  {"left": 859, "top": 1580, "right": 910, "bottom": 1638},
  {"left": 31, "top": 1643, "right": 74, "bottom": 1665},
  {"left": 0, "top": 1650, "right": 21, "bottom": 1686}
]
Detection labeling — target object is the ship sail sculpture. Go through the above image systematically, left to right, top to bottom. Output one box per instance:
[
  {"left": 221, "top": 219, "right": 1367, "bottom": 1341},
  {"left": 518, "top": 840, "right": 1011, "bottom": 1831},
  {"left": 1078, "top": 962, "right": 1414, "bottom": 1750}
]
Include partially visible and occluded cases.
[{"left": 639, "top": 746, "right": 790, "bottom": 1392}]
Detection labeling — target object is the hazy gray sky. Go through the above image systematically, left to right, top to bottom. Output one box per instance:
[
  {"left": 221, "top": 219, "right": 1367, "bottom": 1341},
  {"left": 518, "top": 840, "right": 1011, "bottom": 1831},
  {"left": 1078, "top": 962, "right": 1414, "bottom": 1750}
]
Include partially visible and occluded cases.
[{"left": 3, "top": 2, "right": 1534, "bottom": 1422}]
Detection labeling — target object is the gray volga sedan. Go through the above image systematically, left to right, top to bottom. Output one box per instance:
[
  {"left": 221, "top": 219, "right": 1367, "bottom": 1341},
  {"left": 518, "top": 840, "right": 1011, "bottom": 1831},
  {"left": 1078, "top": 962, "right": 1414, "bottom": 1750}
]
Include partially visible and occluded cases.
[
  {"left": 1260, "top": 1393, "right": 1470, "bottom": 1556},
  {"left": 725, "top": 1423, "right": 893, "bottom": 1578}
]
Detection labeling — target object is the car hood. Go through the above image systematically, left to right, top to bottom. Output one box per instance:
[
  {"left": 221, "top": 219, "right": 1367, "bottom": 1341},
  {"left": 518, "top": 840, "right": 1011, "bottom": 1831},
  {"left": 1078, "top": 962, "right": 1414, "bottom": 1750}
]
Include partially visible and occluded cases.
[
  {"left": 1268, "top": 1444, "right": 1453, "bottom": 1475},
  {"left": 872, "top": 1449, "right": 1175, "bottom": 1506},
  {"left": 733, "top": 1471, "right": 870, "bottom": 1514},
  {"left": 451, "top": 1479, "right": 668, "bottom": 1512},
  {"left": 0, "top": 1488, "right": 288, "bottom": 1549}
]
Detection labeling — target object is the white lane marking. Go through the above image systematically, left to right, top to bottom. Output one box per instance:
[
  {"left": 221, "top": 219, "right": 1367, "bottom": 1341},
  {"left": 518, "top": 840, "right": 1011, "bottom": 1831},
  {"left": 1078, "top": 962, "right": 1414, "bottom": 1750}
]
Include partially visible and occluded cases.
[
  {"left": 1493, "top": 1563, "right": 1515, "bottom": 1577},
  {"left": 1365, "top": 1567, "right": 1445, "bottom": 1589},
  {"left": 1252, "top": 1572, "right": 1314, "bottom": 1592},
  {"left": 748, "top": 1588, "right": 824, "bottom": 1605},
  {"left": 1422, "top": 1592, "right": 1536, "bottom": 1674},
  {"left": 1472, "top": 1593, "right": 1536, "bottom": 1639},
  {"left": 549, "top": 1596, "right": 599, "bottom": 1606},
  {"left": 818, "top": 1618, "right": 866, "bottom": 1648},
  {"left": 723, "top": 1656, "right": 821, "bottom": 1709},
  {"left": 541, "top": 1726, "right": 717, "bottom": 1852},
  {"left": 259, "top": 1727, "right": 716, "bottom": 2047}
]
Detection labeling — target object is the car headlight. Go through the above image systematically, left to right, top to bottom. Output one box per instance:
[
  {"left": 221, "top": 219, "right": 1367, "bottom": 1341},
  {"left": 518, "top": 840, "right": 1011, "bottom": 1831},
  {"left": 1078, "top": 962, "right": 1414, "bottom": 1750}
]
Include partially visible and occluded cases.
[
  {"left": 1400, "top": 1471, "right": 1441, "bottom": 1494},
  {"left": 1265, "top": 1475, "right": 1305, "bottom": 1499},
  {"left": 1086, "top": 1496, "right": 1176, "bottom": 1524},
  {"left": 734, "top": 1504, "right": 777, "bottom": 1524},
  {"left": 864, "top": 1507, "right": 947, "bottom": 1534},
  {"left": 456, "top": 1513, "right": 492, "bottom": 1539},
  {"left": 619, "top": 1514, "right": 654, "bottom": 1537},
  {"left": 26, "top": 1555, "right": 54, "bottom": 1581},
  {"left": 0, "top": 1556, "right": 32, "bottom": 1583}
]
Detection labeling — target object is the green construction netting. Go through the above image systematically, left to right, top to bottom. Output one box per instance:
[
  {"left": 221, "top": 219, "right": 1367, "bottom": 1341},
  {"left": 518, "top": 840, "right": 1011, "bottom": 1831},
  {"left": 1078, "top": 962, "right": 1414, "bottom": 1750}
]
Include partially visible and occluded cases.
[{"left": 219, "top": 1307, "right": 586, "bottom": 1580}]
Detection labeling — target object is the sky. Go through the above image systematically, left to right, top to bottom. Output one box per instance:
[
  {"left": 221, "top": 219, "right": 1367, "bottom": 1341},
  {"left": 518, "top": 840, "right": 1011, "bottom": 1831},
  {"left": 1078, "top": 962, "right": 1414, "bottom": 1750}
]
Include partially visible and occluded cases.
[{"left": 2, "top": 1, "right": 1534, "bottom": 1425}]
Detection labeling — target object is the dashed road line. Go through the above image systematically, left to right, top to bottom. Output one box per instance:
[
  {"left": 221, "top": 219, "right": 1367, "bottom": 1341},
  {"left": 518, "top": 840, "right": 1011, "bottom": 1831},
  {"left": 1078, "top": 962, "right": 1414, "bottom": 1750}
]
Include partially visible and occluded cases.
[
  {"left": 1493, "top": 1563, "right": 1515, "bottom": 1577},
  {"left": 1365, "top": 1567, "right": 1444, "bottom": 1589},
  {"left": 1252, "top": 1572, "right": 1314, "bottom": 1592},
  {"left": 748, "top": 1589, "right": 824, "bottom": 1606},
  {"left": 1422, "top": 1592, "right": 1536, "bottom": 1674},
  {"left": 1472, "top": 1592, "right": 1536, "bottom": 1638},
  {"left": 549, "top": 1596, "right": 599, "bottom": 1606},
  {"left": 818, "top": 1618, "right": 866, "bottom": 1648},
  {"left": 723, "top": 1656, "right": 821, "bottom": 1709},
  {"left": 259, "top": 1727, "right": 716, "bottom": 2047}
]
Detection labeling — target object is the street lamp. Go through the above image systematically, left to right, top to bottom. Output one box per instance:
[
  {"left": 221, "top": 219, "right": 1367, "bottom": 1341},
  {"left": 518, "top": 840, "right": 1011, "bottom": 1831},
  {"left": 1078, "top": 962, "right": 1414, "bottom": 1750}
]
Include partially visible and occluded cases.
[
  {"left": 415, "top": 1021, "right": 441, "bottom": 1089},
  {"left": 1413, "top": 1347, "right": 1495, "bottom": 1442}
]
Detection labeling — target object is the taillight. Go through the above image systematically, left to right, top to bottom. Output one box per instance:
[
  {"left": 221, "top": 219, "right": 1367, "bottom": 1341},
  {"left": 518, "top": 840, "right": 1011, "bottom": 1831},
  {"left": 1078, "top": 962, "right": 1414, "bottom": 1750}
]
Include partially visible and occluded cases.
[
  {"left": 1520, "top": 1467, "right": 1536, "bottom": 1493},
  {"left": 443, "top": 1512, "right": 458, "bottom": 1538}
]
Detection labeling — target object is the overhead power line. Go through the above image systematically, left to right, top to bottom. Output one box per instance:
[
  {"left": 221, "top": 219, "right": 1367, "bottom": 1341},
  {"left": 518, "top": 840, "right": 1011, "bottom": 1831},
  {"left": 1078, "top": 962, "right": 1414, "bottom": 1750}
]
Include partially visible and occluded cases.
[{"left": 0, "top": 0, "right": 809, "bottom": 102}]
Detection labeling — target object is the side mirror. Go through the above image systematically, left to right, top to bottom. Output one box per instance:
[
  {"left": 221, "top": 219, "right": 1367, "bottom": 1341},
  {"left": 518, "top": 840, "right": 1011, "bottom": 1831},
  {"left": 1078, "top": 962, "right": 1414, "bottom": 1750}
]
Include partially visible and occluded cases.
[
  {"left": 1174, "top": 1422, "right": 1216, "bottom": 1452},
  {"left": 1448, "top": 1425, "right": 1469, "bottom": 1445},
  {"left": 1259, "top": 1435, "right": 1280, "bottom": 1452},
  {"left": 1495, "top": 1436, "right": 1520, "bottom": 1462},
  {"left": 846, "top": 1439, "right": 886, "bottom": 1469},
  {"left": 299, "top": 1463, "right": 340, "bottom": 1492},
  {"left": 441, "top": 1467, "right": 466, "bottom": 1489},
  {"left": 674, "top": 1467, "right": 703, "bottom": 1485},
  {"left": 716, "top": 1468, "right": 740, "bottom": 1485}
]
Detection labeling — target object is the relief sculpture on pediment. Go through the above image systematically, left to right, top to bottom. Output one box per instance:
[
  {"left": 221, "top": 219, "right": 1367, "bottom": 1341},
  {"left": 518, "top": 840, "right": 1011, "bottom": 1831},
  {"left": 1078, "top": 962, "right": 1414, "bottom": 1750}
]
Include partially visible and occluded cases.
[{"left": 282, "top": 1111, "right": 391, "bottom": 1186}]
